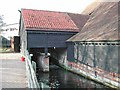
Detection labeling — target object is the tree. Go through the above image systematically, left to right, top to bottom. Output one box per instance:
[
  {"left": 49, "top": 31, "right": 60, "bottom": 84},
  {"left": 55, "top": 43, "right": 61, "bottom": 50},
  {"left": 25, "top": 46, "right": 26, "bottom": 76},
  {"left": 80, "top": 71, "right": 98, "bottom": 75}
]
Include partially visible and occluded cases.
[
  {"left": 0, "top": 15, "right": 5, "bottom": 28},
  {"left": 0, "top": 15, "right": 6, "bottom": 49}
]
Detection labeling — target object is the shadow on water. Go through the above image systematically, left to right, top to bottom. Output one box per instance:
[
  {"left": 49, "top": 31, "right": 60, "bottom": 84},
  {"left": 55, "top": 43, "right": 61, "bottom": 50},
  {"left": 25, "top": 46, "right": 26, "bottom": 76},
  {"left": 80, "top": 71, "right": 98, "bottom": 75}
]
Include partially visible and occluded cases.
[{"left": 36, "top": 57, "right": 112, "bottom": 89}]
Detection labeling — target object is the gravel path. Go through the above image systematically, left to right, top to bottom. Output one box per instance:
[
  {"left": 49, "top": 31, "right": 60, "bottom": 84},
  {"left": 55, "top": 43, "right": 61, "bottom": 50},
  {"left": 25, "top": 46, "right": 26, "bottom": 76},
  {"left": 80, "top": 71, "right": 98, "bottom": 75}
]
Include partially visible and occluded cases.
[{"left": 0, "top": 53, "right": 27, "bottom": 89}]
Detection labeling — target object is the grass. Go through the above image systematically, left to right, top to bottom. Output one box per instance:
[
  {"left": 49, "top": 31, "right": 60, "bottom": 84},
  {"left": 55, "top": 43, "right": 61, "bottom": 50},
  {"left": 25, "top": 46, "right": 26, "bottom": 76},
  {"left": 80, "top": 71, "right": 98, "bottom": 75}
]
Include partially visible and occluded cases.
[{"left": 0, "top": 47, "right": 13, "bottom": 53}]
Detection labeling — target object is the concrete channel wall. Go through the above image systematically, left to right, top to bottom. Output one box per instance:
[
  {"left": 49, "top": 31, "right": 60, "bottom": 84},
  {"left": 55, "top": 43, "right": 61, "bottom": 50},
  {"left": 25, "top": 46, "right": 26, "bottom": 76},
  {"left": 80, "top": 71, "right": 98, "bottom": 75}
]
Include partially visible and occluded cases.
[
  {"left": 50, "top": 46, "right": 120, "bottom": 89},
  {"left": 24, "top": 50, "right": 40, "bottom": 88},
  {"left": 58, "top": 59, "right": 120, "bottom": 89},
  {"left": 68, "top": 62, "right": 120, "bottom": 89}
]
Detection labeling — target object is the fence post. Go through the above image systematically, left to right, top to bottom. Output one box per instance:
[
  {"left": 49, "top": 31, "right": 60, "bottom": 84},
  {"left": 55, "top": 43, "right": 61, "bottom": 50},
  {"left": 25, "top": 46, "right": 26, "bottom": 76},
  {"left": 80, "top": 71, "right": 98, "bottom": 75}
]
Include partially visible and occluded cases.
[{"left": 32, "top": 61, "right": 36, "bottom": 74}]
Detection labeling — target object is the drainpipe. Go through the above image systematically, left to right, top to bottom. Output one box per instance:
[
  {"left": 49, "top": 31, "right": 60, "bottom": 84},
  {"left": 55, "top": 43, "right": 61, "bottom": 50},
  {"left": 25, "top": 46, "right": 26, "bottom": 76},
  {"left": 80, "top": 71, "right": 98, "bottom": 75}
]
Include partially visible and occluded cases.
[
  {"left": 45, "top": 33, "right": 48, "bottom": 57},
  {"left": 77, "top": 42, "right": 79, "bottom": 63},
  {"left": 93, "top": 43, "right": 97, "bottom": 77},
  {"left": 93, "top": 43, "right": 96, "bottom": 68},
  {"left": 45, "top": 48, "right": 48, "bottom": 56}
]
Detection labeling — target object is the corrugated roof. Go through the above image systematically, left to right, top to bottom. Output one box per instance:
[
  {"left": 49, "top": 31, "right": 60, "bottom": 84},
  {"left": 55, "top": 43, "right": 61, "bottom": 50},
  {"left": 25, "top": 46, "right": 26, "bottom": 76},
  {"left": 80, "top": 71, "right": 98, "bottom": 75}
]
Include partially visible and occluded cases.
[
  {"left": 68, "top": 2, "right": 119, "bottom": 41},
  {"left": 21, "top": 9, "right": 89, "bottom": 32}
]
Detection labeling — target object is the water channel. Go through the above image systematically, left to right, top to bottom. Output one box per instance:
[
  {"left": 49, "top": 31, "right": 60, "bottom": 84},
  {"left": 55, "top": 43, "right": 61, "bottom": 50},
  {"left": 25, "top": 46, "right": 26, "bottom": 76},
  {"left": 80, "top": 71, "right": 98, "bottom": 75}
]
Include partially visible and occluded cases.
[{"left": 37, "top": 64, "right": 112, "bottom": 89}]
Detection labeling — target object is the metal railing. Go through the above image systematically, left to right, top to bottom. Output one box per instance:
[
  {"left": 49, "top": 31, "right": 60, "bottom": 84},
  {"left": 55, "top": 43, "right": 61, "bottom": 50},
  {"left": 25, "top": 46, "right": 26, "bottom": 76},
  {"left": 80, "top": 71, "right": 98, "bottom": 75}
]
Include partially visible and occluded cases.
[{"left": 24, "top": 50, "right": 40, "bottom": 89}]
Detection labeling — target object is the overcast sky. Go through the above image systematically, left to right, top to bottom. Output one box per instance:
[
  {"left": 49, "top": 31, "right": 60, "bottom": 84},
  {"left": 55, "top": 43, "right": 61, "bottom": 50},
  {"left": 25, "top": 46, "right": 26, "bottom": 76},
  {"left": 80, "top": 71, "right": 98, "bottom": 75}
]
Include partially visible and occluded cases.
[{"left": 0, "top": 0, "right": 96, "bottom": 24}]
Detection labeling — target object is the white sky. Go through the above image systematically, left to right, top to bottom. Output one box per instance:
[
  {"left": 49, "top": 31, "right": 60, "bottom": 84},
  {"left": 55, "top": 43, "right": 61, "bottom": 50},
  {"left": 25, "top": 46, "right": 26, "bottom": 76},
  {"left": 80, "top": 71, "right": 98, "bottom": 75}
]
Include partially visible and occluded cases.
[{"left": 0, "top": 0, "right": 95, "bottom": 24}]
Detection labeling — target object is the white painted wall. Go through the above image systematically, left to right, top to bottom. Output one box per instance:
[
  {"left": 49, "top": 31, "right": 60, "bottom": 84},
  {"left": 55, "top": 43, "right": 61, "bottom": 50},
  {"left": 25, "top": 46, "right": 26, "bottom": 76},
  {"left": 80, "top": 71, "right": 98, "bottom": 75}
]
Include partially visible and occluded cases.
[{"left": 1, "top": 24, "right": 19, "bottom": 40}]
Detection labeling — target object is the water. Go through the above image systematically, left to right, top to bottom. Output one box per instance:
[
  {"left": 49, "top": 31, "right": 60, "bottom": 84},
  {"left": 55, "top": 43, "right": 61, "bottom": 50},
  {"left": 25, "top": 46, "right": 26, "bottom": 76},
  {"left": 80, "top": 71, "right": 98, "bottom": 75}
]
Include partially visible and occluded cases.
[{"left": 37, "top": 64, "right": 111, "bottom": 89}]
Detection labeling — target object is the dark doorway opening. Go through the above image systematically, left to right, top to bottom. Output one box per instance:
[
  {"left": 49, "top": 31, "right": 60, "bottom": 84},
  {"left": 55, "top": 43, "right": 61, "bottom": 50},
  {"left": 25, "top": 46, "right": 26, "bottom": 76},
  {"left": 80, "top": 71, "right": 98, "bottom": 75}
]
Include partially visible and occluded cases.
[{"left": 30, "top": 47, "right": 67, "bottom": 70}]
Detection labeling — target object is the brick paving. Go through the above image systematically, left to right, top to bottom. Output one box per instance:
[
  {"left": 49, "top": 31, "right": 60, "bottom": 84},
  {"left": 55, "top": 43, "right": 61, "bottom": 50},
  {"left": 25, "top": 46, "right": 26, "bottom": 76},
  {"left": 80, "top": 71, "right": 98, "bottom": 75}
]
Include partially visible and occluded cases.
[{"left": 0, "top": 53, "right": 27, "bottom": 89}]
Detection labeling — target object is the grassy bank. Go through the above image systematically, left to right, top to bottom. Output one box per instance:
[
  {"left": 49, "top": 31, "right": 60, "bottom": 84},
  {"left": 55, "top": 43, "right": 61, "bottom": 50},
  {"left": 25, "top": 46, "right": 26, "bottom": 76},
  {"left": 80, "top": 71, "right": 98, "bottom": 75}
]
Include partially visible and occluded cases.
[{"left": 0, "top": 47, "right": 13, "bottom": 53}]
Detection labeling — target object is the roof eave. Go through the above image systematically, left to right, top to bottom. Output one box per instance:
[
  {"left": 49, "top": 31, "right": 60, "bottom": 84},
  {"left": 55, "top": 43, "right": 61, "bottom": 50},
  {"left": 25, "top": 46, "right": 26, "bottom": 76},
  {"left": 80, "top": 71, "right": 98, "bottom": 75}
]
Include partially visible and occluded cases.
[{"left": 25, "top": 27, "right": 79, "bottom": 32}]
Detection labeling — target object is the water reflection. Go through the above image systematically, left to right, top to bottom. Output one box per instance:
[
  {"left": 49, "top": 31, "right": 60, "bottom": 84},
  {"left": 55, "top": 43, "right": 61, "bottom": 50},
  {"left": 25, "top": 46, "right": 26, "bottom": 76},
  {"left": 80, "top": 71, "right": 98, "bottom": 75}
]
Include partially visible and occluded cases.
[{"left": 37, "top": 64, "right": 111, "bottom": 89}]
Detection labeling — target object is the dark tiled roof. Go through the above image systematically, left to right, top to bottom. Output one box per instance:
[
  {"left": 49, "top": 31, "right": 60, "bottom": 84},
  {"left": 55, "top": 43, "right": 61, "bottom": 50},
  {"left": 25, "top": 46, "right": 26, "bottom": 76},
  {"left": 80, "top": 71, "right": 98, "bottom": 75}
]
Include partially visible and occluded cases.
[
  {"left": 68, "top": 2, "right": 119, "bottom": 41},
  {"left": 21, "top": 9, "right": 89, "bottom": 32},
  {"left": 68, "top": 13, "right": 89, "bottom": 31}
]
